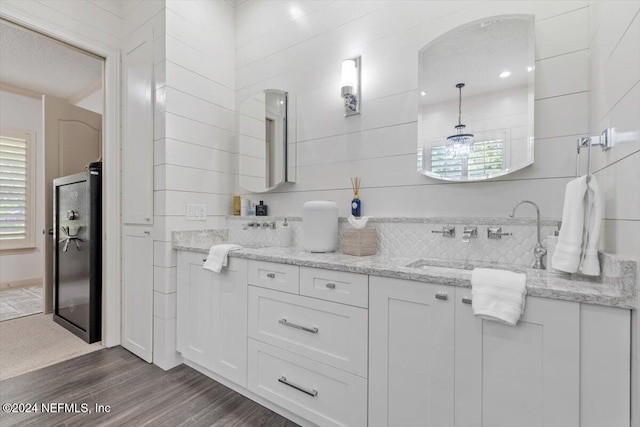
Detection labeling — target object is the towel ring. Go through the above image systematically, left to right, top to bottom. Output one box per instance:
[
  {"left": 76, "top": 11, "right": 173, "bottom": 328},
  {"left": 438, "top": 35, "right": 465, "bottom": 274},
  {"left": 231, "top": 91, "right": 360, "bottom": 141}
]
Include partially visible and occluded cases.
[{"left": 576, "top": 128, "right": 614, "bottom": 182}]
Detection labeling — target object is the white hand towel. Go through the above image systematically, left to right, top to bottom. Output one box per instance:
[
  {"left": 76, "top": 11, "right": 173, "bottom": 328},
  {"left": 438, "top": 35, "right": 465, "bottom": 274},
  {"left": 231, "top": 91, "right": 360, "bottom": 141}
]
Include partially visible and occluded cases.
[
  {"left": 552, "top": 176, "right": 588, "bottom": 273},
  {"left": 579, "top": 176, "right": 602, "bottom": 276},
  {"left": 348, "top": 215, "right": 371, "bottom": 229},
  {"left": 203, "top": 244, "right": 243, "bottom": 273},
  {"left": 471, "top": 268, "right": 527, "bottom": 326}
]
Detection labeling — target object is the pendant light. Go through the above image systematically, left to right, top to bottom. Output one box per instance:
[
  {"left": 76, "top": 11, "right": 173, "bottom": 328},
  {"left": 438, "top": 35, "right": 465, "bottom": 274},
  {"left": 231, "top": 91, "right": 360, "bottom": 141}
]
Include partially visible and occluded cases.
[{"left": 446, "top": 83, "right": 474, "bottom": 158}]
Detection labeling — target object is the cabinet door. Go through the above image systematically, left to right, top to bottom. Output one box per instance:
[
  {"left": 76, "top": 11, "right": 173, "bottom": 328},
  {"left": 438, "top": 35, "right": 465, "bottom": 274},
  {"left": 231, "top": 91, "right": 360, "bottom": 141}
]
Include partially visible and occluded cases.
[
  {"left": 122, "top": 27, "right": 153, "bottom": 225},
  {"left": 121, "top": 226, "right": 153, "bottom": 362},
  {"left": 177, "top": 251, "right": 215, "bottom": 370},
  {"left": 177, "top": 252, "right": 248, "bottom": 387},
  {"left": 369, "top": 276, "right": 455, "bottom": 427},
  {"left": 454, "top": 288, "right": 579, "bottom": 427}
]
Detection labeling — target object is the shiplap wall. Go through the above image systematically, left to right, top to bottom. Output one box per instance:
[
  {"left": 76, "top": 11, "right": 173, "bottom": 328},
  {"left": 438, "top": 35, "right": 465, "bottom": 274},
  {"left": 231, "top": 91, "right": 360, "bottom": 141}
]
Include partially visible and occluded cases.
[
  {"left": 0, "top": 0, "right": 122, "bottom": 50},
  {"left": 150, "top": 0, "right": 235, "bottom": 369},
  {"left": 234, "top": 1, "right": 592, "bottom": 220},
  {"left": 588, "top": 2, "right": 640, "bottom": 426}
]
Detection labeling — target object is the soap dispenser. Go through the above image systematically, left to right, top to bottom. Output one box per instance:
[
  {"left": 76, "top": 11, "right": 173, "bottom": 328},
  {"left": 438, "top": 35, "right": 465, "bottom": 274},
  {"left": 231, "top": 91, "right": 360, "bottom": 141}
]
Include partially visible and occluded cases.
[
  {"left": 279, "top": 218, "right": 293, "bottom": 248},
  {"left": 546, "top": 222, "right": 566, "bottom": 275}
]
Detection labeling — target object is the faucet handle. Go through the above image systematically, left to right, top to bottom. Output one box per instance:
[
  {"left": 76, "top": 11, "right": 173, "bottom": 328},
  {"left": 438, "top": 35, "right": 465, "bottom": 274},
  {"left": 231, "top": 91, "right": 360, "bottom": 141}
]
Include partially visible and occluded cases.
[
  {"left": 432, "top": 226, "right": 455, "bottom": 238},
  {"left": 462, "top": 226, "right": 478, "bottom": 243},
  {"left": 487, "top": 227, "right": 512, "bottom": 240}
]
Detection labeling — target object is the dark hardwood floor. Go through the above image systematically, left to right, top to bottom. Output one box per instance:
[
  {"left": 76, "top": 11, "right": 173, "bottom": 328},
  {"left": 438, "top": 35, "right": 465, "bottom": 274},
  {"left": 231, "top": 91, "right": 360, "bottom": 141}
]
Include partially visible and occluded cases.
[{"left": 0, "top": 346, "right": 299, "bottom": 427}]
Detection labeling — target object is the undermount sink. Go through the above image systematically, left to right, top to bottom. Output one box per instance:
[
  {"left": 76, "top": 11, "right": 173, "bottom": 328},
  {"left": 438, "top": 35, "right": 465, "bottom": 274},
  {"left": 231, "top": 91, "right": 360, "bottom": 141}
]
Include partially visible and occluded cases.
[
  {"left": 239, "top": 242, "right": 271, "bottom": 249},
  {"left": 405, "top": 258, "right": 526, "bottom": 273},
  {"left": 405, "top": 259, "right": 475, "bottom": 270}
]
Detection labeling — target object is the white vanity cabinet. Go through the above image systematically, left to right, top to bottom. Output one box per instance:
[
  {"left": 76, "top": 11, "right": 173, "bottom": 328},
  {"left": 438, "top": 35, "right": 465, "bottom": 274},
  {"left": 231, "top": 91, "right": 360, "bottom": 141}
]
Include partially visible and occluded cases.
[
  {"left": 174, "top": 251, "right": 632, "bottom": 427},
  {"left": 176, "top": 251, "right": 248, "bottom": 387},
  {"left": 247, "top": 262, "right": 369, "bottom": 427},
  {"left": 369, "top": 276, "right": 456, "bottom": 427},
  {"left": 370, "top": 278, "right": 631, "bottom": 427},
  {"left": 454, "top": 288, "right": 580, "bottom": 427}
]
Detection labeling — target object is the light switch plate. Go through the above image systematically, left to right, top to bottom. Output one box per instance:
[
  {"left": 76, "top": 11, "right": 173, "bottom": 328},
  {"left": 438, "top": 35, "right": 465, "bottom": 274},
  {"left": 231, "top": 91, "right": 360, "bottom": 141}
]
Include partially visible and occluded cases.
[{"left": 186, "top": 204, "right": 207, "bottom": 221}]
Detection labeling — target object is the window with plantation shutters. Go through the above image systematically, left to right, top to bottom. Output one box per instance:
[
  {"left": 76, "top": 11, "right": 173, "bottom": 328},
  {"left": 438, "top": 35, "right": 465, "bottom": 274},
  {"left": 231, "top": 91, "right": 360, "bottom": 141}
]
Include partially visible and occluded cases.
[
  {"left": 0, "top": 128, "right": 35, "bottom": 250},
  {"left": 428, "top": 130, "right": 507, "bottom": 181}
]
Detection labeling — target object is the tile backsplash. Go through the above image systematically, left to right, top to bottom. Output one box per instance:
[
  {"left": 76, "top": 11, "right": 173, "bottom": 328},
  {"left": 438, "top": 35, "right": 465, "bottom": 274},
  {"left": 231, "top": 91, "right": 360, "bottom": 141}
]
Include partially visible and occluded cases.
[{"left": 226, "top": 216, "right": 560, "bottom": 267}]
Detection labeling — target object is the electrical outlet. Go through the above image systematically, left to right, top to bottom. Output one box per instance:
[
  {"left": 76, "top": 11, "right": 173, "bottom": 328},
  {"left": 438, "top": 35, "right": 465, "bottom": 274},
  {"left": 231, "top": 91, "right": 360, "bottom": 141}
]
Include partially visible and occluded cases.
[{"left": 186, "top": 204, "right": 207, "bottom": 221}]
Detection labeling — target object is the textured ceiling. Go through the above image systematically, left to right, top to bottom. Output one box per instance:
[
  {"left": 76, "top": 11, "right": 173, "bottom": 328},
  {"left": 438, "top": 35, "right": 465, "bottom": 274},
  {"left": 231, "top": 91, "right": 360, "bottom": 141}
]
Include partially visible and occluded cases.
[{"left": 0, "top": 19, "right": 103, "bottom": 99}]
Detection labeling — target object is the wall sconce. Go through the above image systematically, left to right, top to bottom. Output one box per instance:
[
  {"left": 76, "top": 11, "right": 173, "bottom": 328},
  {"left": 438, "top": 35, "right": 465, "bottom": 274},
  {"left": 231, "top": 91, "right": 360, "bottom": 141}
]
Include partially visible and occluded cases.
[{"left": 341, "top": 56, "right": 361, "bottom": 116}]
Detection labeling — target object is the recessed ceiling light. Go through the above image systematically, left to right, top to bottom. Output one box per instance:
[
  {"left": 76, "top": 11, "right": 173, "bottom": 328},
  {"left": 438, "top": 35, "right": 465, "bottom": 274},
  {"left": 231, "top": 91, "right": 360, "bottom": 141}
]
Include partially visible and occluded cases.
[
  {"left": 527, "top": 66, "right": 534, "bottom": 72},
  {"left": 499, "top": 71, "right": 511, "bottom": 78},
  {"left": 420, "top": 91, "right": 426, "bottom": 96}
]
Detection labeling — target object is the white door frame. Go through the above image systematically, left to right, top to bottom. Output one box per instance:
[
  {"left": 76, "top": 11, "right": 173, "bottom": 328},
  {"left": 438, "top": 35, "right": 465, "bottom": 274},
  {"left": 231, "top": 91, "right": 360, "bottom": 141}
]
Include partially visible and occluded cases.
[{"left": 0, "top": 8, "right": 121, "bottom": 347}]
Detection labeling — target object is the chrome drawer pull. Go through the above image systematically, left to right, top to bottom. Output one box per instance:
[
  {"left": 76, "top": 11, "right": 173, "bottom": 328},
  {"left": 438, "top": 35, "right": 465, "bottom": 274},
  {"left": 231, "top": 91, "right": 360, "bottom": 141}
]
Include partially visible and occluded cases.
[
  {"left": 203, "top": 258, "right": 207, "bottom": 263},
  {"left": 266, "top": 272, "right": 276, "bottom": 279},
  {"left": 325, "top": 282, "right": 336, "bottom": 289},
  {"left": 435, "top": 292, "right": 448, "bottom": 300},
  {"left": 462, "top": 297, "right": 472, "bottom": 304},
  {"left": 279, "top": 318, "right": 318, "bottom": 334},
  {"left": 278, "top": 376, "right": 318, "bottom": 397}
]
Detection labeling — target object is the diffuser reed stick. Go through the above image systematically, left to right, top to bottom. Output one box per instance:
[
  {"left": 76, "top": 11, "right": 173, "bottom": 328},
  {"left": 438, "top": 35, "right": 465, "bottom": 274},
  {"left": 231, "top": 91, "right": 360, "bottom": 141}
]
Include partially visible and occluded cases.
[{"left": 351, "top": 176, "right": 362, "bottom": 217}]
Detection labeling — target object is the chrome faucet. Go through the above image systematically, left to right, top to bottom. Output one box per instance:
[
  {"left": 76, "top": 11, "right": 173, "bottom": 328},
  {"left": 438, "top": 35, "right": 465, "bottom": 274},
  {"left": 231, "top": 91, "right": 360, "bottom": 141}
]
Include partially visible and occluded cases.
[
  {"left": 509, "top": 200, "right": 546, "bottom": 269},
  {"left": 243, "top": 221, "right": 259, "bottom": 230}
]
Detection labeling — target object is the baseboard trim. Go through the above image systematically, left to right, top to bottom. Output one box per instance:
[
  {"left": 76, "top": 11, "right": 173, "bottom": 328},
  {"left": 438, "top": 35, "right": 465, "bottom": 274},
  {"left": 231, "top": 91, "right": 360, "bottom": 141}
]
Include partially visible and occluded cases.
[{"left": 0, "top": 277, "right": 42, "bottom": 291}]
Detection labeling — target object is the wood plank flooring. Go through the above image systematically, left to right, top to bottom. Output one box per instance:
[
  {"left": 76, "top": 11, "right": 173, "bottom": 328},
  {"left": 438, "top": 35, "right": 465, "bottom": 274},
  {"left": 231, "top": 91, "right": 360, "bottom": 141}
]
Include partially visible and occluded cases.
[{"left": 0, "top": 346, "right": 299, "bottom": 427}]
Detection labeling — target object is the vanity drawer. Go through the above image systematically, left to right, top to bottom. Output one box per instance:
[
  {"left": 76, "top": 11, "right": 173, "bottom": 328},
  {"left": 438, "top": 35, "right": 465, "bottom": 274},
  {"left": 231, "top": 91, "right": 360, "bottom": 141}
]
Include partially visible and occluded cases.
[
  {"left": 248, "top": 260, "right": 299, "bottom": 294},
  {"left": 300, "top": 267, "right": 368, "bottom": 308},
  {"left": 248, "top": 286, "right": 368, "bottom": 377},
  {"left": 248, "top": 339, "right": 368, "bottom": 427}
]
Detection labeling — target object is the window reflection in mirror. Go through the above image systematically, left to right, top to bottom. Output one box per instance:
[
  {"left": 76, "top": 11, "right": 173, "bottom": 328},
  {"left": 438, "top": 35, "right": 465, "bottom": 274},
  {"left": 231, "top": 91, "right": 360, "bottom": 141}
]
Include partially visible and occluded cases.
[{"left": 417, "top": 15, "right": 535, "bottom": 182}]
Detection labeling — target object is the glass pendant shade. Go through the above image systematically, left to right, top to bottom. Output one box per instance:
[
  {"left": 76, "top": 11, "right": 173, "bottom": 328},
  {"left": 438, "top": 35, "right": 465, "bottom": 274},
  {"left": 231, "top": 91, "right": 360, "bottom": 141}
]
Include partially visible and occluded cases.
[{"left": 446, "top": 83, "right": 474, "bottom": 158}]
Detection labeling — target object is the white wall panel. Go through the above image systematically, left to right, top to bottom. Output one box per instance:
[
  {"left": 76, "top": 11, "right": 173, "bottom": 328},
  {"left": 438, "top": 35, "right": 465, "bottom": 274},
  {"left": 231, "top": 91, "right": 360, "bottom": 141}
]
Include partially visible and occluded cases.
[
  {"left": 0, "top": 0, "right": 122, "bottom": 48},
  {"left": 588, "top": 4, "right": 640, "bottom": 426},
  {"left": 535, "top": 6, "right": 588, "bottom": 59},
  {"left": 535, "top": 50, "right": 589, "bottom": 100},
  {"left": 165, "top": 61, "right": 234, "bottom": 110},
  {"left": 164, "top": 88, "right": 234, "bottom": 131},
  {"left": 164, "top": 112, "right": 235, "bottom": 153},
  {"left": 155, "top": 190, "right": 232, "bottom": 217},
  {"left": 154, "top": 265, "right": 177, "bottom": 294}
]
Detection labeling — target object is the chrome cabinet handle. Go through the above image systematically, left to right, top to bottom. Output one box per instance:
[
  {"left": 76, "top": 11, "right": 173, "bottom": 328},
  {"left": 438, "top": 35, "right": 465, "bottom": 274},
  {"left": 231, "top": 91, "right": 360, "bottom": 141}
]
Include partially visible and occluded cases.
[
  {"left": 143, "top": 230, "right": 150, "bottom": 235},
  {"left": 266, "top": 272, "right": 276, "bottom": 278},
  {"left": 325, "top": 282, "right": 336, "bottom": 289},
  {"left": 435, "top": 292, "right": 448, "bottom": 300},
  {"left": 462, "top": 297, "right": 472, "bottom": 304},
  {"left": 279, "top": 318, "right": 318, "bottom": 334},
  {"left": 278, "top": 376, "right": 318, "bottom": 397}
]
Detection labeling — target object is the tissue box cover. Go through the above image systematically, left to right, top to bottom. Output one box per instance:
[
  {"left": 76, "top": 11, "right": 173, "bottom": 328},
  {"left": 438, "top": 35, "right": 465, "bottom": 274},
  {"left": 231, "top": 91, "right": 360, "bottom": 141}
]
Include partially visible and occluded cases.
[{"left": 342, "top": 228, "right": 377, "bottom": 256}]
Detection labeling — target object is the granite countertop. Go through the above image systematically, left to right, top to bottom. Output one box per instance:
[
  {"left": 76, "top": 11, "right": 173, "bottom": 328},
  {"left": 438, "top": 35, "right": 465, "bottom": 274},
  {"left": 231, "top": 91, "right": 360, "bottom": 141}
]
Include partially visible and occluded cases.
[{"left": 173, "top": 238, "right": 637, "bottom": 310}]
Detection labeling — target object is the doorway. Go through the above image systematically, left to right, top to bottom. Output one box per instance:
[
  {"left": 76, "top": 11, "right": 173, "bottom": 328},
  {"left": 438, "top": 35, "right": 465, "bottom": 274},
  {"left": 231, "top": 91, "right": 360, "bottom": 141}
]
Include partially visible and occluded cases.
[{"left": 0, "top": 18, "right": 105, "bottom": 378}]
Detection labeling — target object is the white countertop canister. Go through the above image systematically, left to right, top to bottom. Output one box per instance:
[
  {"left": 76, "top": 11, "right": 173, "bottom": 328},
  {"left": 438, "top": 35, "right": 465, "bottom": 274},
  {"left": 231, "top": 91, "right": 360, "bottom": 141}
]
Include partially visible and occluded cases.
[{"left": 302, "top": 201, "right": 339, "bottom": 252}]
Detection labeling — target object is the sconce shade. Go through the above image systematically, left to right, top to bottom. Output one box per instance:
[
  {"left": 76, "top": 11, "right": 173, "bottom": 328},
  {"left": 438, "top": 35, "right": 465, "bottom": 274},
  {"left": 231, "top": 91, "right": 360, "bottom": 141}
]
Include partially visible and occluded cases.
[
  {"left": 341, "top": 57, "right": 361, "bottom": 116},
  {"left": 341, "top": 59, "right": 357, "bottom": 88}
]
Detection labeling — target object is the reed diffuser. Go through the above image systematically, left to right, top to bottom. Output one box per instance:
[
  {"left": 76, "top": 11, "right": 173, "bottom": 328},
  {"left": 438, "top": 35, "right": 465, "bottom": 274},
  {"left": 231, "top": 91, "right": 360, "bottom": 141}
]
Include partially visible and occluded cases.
[{"left": 351, "top": 176, "right": 362, "bottom": 217}]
